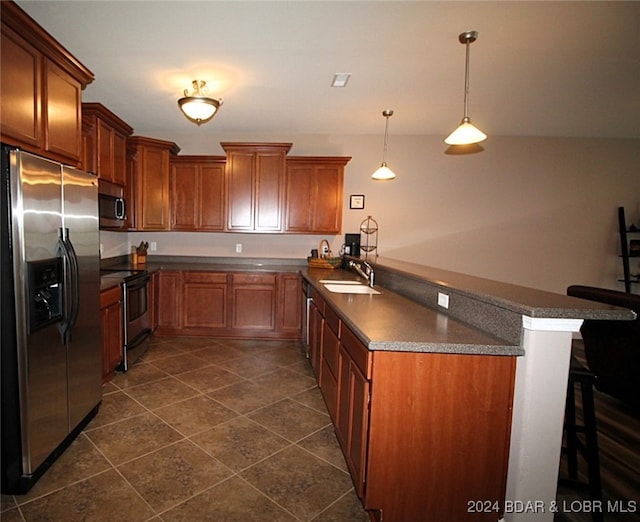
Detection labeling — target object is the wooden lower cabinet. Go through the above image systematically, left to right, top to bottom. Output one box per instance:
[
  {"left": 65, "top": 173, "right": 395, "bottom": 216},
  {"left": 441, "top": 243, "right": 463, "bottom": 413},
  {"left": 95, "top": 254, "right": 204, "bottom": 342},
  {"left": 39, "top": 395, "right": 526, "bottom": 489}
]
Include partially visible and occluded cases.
[
  {"left": 154, "top": 269, "right": 302, "bottom": 339},
  {"left": 156, "top": 270, "right": 182, "bottom": 329},
  {"left": 183, "top": 272, "right": 228, "bottom": 329},
  {"left": 231, "top": 273, "right": 276, "bottom": 331},
  {"left": 278, "top": 273, "right": 303, "bottom": 334},
  {"left": 100, "top": 286, "right": 123, "bottom": 384},
  {"left": 315, "top": 295, "right": 516, "bottom": 521}
]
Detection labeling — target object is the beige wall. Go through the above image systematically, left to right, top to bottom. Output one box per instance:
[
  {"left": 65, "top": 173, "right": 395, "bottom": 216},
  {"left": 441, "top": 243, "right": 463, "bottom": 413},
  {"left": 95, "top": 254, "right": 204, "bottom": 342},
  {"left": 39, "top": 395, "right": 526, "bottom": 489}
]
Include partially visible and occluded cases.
[{"left": 101, "top": 133, "right": 640, "bottom": 295}]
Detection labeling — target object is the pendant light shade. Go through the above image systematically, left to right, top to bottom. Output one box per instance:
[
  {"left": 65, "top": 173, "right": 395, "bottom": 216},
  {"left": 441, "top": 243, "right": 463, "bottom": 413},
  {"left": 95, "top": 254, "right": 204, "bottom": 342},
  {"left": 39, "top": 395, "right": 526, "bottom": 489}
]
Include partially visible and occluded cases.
[
  {"left": 445, "top": 31, "right": 487, "bottom": 145},
  {"left": 178, "top": 80, "right": 222, "bottom": 126},
  {"left": 372, "top": 109, "right": 396, "bottom": 180}
]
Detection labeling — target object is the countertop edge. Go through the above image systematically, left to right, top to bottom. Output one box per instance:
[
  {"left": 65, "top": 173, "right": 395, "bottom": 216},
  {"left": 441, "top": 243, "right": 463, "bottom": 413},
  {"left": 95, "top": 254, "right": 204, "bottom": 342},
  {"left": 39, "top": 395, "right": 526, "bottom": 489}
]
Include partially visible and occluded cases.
[{"left": 370, "top": 256, "right": 636, "bottom": 321}]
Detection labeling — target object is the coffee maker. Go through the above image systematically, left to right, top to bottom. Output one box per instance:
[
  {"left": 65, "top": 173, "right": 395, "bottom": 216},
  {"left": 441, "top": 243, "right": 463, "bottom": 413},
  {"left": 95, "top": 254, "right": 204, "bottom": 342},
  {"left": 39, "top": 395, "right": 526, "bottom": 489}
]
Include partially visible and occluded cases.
[{"left": 344, "top": 233, "right": 361, "bottom": 257}]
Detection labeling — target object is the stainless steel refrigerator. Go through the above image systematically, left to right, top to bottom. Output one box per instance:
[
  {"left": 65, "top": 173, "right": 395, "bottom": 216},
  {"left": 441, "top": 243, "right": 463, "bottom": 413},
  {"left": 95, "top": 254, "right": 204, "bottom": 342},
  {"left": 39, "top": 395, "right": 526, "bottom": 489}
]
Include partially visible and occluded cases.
[{"left": 1, "top": 146, "right": 102, "bottom": 494}]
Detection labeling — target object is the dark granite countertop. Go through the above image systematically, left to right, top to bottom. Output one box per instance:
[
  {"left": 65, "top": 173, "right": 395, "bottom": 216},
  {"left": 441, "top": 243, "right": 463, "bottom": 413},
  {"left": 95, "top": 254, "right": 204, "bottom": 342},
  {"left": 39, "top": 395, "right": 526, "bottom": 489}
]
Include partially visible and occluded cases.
[
  {"left": 99, "top": 254, "right": 635, "bottom": 355},
  {"left": 102, "top": 255, "right": 306, "bottom": 274},
  {"left": 371, "top": 257, "right": 636, "bottom": 321},
  {"left": 302, "top": 268, "right": 523, "bottom": 356},
  {"left": 100, "top": 274, "right": 124, "bottom": 292}
]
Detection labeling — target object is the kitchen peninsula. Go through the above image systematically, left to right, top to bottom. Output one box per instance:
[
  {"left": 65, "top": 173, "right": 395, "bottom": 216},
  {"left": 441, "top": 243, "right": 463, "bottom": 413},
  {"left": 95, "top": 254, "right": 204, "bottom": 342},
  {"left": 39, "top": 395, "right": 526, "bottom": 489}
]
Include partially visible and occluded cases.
[
  {"left": 104, "top": 253, "right": 634, "bottom": 521},
  {"left": 301, "top": 256, "right": 634, "bottom": 522}
]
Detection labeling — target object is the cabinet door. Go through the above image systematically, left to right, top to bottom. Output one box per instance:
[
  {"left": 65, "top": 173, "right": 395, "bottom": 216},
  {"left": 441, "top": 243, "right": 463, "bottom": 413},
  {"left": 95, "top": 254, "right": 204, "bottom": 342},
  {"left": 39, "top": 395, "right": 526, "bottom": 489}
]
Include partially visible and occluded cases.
[
  {"left": 0, "top": 27, "right": 41, "bottom": 147},
  {"left": 43, "top": 58, "right": 82, "bottom": 162},
  {"left": 97, "top": 118, "right": 114, "bottom": 181},
  {"left": 112, "top": 130, "right": 127, "bottom": 185},
  {"left": 137, "top": 146, "right": 170, "bottom": 230},
  {"left": 226, "top": 152, "right": 254, "bottom": 230},
  {"left": 254, "top": 152, "right": 283, "bottom": 231},
  {"left": 284, "top": 159, "right": 346, "bottom": 234},
  {"left": 171, "top": 160, "right": 226, "bottom": 231},
  {"left": 171, "top": 162, "right": 198, "bottom": 230},
  {"left": 284, "top": 163, "right": 313, "bottom": 232},
  {"left": 198, "top": 164, "right": 225, "bottom": 231},
  {"left": 313, "top": 165, "right": 343, "bottom": 233},
  {"left": 149, "top": 271, "right": 158, "bottom": 331},
  {"left": 157, "top": 271, "right": 181, "bottom": 328},
  {"left": 182, "top": 272, "right": 228, "bottom": 328},
  {"left": 231, "top": 274, "right": 276, "bottom": 331},
  {"left": 277, "top": 274, "right": 302, "bottom": 336},
  {"left": 100, "top": 287, "right": 123, "bottom": 383},
  {"left": 308, "top": 299, "right": 323, "bottom": 378},
  {"left": 320, "top": 322, "right": 340, "bottom": 421},
  {"left": 337, "top": 344, "right": 370, "bottom": 498}
]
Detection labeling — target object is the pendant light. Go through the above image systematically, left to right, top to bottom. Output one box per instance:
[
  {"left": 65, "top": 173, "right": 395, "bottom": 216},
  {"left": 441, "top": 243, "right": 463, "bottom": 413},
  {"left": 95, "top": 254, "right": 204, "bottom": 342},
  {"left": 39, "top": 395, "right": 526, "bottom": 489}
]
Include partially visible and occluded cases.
[
  {"left": 445, "top": 31, "right": 487, "bottom": 145},
  {"left": 178, "top": 80, "right": 223, "bottom": 126},
  {"left": 372, "top": 109, "right": 396, "bottom": 180}
]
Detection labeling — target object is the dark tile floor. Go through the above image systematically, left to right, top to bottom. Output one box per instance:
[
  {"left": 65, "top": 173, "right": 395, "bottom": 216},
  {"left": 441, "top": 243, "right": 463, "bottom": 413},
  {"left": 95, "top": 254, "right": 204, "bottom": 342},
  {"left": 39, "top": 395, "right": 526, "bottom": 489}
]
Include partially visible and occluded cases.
[
  {"left": 1, "top": 337, "right": 369, "bottom": 521},
  {"left": 3, "top": 337, "right": 637, "bottom": 521}
]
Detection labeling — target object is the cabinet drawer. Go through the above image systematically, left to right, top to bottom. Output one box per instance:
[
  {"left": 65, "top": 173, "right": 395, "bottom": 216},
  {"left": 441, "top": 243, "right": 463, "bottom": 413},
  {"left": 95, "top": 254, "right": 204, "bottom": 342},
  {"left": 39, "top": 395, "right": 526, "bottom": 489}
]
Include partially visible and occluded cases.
[
  {"left": 183, "top": 271, "right": 227, "bottom": 284},
  {"left": 232, "top": 273, "right": 276, "bottom": 285},
  {"left": 100, "top": 285, "right": 121, "bottom": 308},
  {"left": 324, "top": 304, "right": 340, "bottom": 337},
  {"left": 341, "top": 326, "right": 371, "bottom": 378}
]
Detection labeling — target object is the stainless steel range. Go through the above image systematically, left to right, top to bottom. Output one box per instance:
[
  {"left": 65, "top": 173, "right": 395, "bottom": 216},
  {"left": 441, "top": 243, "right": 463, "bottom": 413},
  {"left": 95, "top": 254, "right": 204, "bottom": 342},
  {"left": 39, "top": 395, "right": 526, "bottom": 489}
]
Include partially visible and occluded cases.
[{"left": 100, "top": 270, "right": 151, "bottom": 371}]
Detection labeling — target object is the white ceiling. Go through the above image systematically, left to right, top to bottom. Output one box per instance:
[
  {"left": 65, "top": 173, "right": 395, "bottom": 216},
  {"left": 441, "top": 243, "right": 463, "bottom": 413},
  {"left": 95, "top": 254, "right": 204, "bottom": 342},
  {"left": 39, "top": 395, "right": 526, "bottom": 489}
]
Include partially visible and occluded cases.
[{"left": 15, "top": 1, "right": 640, "bottom": 139}]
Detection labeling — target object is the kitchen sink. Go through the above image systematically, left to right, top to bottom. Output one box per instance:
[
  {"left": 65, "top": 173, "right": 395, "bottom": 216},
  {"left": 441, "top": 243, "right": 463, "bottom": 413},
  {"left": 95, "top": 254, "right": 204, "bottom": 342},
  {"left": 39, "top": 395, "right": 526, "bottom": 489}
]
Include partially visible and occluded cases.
[{"left": 323, "top": 283, "right": 381, "bottom": 294}]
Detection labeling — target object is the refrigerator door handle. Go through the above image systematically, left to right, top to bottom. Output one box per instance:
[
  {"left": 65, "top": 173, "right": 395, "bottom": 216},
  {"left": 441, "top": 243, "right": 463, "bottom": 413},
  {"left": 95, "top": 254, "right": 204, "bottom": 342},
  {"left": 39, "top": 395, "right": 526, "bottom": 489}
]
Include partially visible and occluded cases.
[{"left": 57, "top": 228, "right": 80, "bottom": 342}]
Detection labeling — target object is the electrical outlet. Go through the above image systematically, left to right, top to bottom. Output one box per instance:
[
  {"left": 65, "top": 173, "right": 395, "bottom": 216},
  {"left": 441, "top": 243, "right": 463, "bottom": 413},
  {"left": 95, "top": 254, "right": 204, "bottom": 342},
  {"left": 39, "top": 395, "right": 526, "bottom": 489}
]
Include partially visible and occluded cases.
[
  {"left": 150, "top": 242, "right": 157, "bottom": 252},
  {"left": 235, "top": 243, "right": 242, "bottom": 253},
  {"left": 437, "top": 292, "right": 449, "bottom": 309}
]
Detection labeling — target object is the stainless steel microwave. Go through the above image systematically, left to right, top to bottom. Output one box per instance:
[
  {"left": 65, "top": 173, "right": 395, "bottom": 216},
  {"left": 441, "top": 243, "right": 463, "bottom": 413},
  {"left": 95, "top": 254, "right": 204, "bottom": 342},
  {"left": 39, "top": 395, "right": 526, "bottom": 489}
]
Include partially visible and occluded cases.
[{"left": 98, "top": 180, "right": 126, "bottom": 229}]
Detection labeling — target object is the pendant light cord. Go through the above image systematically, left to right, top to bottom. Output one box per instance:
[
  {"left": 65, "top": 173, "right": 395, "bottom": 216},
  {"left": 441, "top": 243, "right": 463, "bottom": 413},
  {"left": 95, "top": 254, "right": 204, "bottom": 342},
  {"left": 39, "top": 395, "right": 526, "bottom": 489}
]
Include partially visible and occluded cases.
[
  {"left": 463, "top": 40, "right": 471, "bottom": 120},
  {"left": 381, "top": 109, "right": 393, "bottom": 164}
]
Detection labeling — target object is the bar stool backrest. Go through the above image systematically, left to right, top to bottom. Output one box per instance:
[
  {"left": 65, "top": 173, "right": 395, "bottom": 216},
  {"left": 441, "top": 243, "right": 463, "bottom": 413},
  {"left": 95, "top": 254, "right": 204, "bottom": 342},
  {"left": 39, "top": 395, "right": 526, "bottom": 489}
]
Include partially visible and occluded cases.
[{"left": 567, "top": 285, "right": 640, "bottom": 411}]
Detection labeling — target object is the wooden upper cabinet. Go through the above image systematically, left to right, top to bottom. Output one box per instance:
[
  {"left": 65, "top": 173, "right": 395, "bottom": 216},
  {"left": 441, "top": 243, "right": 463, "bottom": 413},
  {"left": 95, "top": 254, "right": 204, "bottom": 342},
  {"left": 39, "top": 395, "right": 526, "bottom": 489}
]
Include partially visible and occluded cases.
[
  {"left": 0, "top": 2, "right": 94, "bottom": 165},
  {"left": 1, "top": 25, "right": 41, "bottom": 147},
  {"left": 43, "top": 58, "right": 83, "bottom": 161},
  {"left": 81, "top": 103, "right": 133, "bottom": 184},
  {"left": 127, "top": 136, "right": 180, "bottom": 231},
  {"left": 221, "top": 142, "right": 292, "bottom": 232},
  {"left": 170, "top": 156, "right": 226, "bottom": 231},
  {"left": 285, "top": 157, "right": 350, "bottom": 234}
]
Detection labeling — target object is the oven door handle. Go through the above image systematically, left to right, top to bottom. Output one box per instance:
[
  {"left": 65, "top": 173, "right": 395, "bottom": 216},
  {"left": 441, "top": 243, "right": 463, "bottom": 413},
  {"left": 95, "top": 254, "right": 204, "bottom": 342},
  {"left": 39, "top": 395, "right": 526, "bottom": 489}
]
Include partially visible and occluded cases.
[{"left": 125, "top": 274, "right": 150, "bottom": 291}]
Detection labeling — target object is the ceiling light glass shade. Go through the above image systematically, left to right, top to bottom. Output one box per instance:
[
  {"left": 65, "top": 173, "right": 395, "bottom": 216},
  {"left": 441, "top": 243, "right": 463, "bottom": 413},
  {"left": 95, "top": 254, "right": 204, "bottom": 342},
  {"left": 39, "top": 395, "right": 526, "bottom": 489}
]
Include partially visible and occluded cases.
[
  {"left": 445, "top": 30, "right": 487, "bottom": 145},
  {"left": 178, "top": 80, "right": 222, "bottom": 126},
  {"left": 372, "top": 109, "right": 396, "bottom": 181},
  {"left": 445, "top": 117, "right": 487, "bottom": 145},
  {"left": 371, "top": 162, "right": 396, "bottom": 180}
]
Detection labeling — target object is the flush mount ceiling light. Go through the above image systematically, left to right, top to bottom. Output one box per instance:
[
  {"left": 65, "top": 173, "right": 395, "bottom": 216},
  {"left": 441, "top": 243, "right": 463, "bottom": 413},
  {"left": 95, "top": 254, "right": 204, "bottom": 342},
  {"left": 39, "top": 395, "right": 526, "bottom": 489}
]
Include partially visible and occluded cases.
[
  {"left": 445, "top": 30, "right": 487, "bottom": 146},
  {"left": 178, "top": 80, "right": 222, "bottom": 126},
  {"left": 372, "top": 110, "right": 396, "bottom": 180}
]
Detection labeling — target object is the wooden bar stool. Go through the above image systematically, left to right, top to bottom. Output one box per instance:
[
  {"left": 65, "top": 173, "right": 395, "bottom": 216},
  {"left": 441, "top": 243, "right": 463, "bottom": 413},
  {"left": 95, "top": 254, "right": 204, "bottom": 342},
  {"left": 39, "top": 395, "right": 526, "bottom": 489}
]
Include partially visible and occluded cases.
[{"left": 562, "top": 354, "right": 603, "bottom": 522}]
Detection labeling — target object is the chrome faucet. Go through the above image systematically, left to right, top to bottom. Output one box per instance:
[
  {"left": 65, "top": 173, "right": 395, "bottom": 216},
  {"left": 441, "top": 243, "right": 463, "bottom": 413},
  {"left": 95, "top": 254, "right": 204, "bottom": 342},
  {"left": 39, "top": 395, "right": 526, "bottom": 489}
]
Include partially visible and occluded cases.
[{"left": 349, "top": 260, "right": 375, "bottom": 287}]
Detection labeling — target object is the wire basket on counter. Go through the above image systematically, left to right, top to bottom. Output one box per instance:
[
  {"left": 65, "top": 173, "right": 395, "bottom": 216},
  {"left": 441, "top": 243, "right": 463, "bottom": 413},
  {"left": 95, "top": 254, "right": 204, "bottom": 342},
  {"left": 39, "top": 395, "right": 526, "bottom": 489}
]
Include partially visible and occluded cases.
[{"left": 307, "top": 239, "right": 342, "bottom": 269}]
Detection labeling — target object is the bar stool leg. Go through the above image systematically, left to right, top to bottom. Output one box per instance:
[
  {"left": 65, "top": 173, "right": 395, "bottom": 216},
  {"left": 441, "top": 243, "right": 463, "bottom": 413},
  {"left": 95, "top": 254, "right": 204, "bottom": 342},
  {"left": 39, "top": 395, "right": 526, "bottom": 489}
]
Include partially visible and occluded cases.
[
  {"left": 565, "top": 380, "right": 579, "bottom": 479},
  {"left": 581, "top": 380, "right": 603, "bottom": 522}
]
